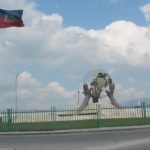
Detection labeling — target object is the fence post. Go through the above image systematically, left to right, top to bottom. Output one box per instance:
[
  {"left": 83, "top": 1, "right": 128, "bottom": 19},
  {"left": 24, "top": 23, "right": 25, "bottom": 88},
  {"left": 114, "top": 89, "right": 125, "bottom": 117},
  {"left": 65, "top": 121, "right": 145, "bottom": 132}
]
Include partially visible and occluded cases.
[
  {"left": 141, "top": 102, "right": 146, "bottom": 124},
  {"left": 96, "top": 105, "right": 100, "bottom": 128},
  {"left": 51, "top": 106, "right": 57, "bottom": 122},
  {"left": 53, "top": 106, "right": 57, "bottom": 122},
  {"left": 7, "top": 108, "right": 12, "bottom": 130},
  {"left": 0, "top": 110, "right": 2, "bottom": 123}
]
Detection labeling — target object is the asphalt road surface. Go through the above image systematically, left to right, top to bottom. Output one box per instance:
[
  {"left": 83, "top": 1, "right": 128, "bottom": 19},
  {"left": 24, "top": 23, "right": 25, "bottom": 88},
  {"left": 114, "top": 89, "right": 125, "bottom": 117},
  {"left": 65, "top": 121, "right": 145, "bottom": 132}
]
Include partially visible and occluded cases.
[{"left": 0, "top": 128, "right": 150, "bottom": 150}]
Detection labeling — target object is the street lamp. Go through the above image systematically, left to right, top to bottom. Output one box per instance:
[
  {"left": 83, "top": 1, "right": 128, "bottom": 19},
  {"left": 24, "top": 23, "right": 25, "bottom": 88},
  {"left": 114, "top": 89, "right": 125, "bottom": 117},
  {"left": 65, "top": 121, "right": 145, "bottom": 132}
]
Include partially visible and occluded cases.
[
  {"left": 15, "top": 73, "right": 20, "bottom": 111},
  {"left": 78, "top": 90, "right": 80, "bottom": 105}
]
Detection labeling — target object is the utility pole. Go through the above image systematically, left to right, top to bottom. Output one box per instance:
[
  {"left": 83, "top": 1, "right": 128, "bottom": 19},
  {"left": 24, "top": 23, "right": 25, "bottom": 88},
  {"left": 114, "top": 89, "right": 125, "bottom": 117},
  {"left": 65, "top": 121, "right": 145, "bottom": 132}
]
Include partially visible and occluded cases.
[
  {"left": 15, "top": 73, "right": 20, "bottom": 111},
  {"left": 78, "top": 90, "right": 80, "bottom": 105}
]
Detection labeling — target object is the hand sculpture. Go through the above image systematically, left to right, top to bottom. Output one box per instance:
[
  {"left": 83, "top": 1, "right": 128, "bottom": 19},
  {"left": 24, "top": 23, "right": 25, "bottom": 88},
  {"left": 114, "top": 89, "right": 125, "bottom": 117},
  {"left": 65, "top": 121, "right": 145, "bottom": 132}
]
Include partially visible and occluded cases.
[
  {"left": 79, "top": 82, "right": 121, "bottom": 112},
  {"left": 105, "top": 82, "right": 115, "bottom": 98},
  {"left": 105, "top": 83, "right": 121, "bottom": 108},
  {"left": 83, "top": 84, "right": 101, "bottom": 103}
]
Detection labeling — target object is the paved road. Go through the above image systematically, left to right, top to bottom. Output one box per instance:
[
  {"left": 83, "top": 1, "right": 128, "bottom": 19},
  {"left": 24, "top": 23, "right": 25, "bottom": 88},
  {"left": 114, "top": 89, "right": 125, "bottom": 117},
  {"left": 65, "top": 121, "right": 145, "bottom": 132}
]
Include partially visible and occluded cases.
[{"left": 0, "top": 128, "right": 150, "bottom": 150}]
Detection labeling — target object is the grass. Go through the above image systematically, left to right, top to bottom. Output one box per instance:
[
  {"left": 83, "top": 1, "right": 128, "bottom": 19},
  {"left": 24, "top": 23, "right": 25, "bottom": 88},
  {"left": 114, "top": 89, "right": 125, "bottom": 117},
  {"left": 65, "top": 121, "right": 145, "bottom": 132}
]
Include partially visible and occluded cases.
[{"left": 0, "top": 118, "right": 149, "bottom": 132}]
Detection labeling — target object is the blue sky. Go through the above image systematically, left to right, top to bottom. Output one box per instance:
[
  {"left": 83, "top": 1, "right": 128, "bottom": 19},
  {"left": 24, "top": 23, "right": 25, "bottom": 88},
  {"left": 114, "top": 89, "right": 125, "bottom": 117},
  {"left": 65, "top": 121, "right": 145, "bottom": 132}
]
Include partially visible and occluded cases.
[
  {"left": 0, "top": 0, "right": 150, "bottom": 109},
  {"left": 35, "top": 0, "right": 149, "bottom": 28}
]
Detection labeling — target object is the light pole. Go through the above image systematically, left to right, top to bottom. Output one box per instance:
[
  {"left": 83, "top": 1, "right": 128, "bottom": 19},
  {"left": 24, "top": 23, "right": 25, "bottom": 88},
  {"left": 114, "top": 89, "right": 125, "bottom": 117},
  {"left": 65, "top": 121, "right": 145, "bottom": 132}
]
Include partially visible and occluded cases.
[
  {"left": 15, "top": 73, "right": 20, "bottom": 111},
  {"left": 78, "top": 90, "right": 80, "bottom": 105}
]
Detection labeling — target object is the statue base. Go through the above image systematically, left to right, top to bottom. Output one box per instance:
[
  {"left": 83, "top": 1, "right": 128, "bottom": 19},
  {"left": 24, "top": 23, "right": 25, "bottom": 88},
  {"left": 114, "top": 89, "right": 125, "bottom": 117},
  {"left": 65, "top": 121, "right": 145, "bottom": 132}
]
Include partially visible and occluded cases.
[{"left": 58, "top": 102, "right": 115, "bottom": 116}]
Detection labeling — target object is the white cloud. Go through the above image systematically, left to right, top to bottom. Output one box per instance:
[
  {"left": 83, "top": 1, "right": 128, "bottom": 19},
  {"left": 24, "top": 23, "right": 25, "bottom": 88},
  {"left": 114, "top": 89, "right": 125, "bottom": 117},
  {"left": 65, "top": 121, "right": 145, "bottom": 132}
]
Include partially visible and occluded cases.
[
  {"left": 0, "top": 0, "right": 149, "bottom": 108},
  {"left": 0, "top": 0, "right": 150, "bottom": 69},
  {"left": 0, "top": 0, "right": 30, "bottom": 9},
  {"left": 140, "top": 3, "right": 150, "bottom": 23},
  {"left": 2, "top": 19, "right": 150, "bottom": 69},
  {"left": 88, "top": 21, "right": 150, "bottom": 67},
  {"left": 0, "top": 71, "right": 77, "bottom": 109},
  {"left": 0, "top": 71, "right": 149, "bottom": 109},
  {"left": 18, "top": 71, "right": 42, "bottom": 88},
  {"left": 17, "top": 74, "right": 77, "bottom": 109},
  {"left": 100, "top": 82, "right": 148, "bottom": 105},
  {"left": 114, "top": 83, "right": 146, "bottom": 103}
]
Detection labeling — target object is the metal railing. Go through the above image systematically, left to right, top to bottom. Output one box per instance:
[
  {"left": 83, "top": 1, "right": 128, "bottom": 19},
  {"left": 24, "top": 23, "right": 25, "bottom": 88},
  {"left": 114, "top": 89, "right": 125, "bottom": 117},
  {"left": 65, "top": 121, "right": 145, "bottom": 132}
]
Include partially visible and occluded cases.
[{"left": 0, "top": 102, "right": 150, "bottom": 132}]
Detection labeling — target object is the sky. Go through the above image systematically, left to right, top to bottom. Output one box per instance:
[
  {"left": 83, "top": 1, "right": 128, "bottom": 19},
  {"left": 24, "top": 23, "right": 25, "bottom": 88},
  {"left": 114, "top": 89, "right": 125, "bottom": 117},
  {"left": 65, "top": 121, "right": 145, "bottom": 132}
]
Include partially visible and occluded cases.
[{"left": 0, "top": 0, "right": 150, "bottom": 109}]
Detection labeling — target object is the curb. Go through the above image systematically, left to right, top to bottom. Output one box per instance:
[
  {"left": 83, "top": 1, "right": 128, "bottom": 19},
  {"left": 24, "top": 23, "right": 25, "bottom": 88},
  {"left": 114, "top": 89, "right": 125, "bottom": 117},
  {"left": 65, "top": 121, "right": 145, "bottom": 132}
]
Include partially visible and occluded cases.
[
  {"left": 0, "top": 125, "right": 150, "bottom": 136},
  {"left": 0, "top": 149, "right": 16, "bottom": 150}
]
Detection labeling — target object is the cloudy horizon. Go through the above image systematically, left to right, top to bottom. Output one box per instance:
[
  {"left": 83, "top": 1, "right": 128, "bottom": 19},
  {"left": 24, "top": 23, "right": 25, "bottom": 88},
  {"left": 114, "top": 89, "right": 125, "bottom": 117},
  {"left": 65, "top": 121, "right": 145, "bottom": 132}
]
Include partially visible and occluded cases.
[{"left": 0, "top": 0, "right": 150, "bottom": 109}]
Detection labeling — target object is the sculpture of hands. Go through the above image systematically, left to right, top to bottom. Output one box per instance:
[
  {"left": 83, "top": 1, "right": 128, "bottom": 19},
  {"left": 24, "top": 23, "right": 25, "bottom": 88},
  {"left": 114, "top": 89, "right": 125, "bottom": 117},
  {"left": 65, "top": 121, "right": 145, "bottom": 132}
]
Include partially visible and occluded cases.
[
  {"left": 82, "top": 82, "right": 121, "bottom": 108},
  {"left": 105, "top": 82, "right": 115, "bottom": 98},
  {"left": 106, "top": 82, "right": 121, "bottom": 108}
]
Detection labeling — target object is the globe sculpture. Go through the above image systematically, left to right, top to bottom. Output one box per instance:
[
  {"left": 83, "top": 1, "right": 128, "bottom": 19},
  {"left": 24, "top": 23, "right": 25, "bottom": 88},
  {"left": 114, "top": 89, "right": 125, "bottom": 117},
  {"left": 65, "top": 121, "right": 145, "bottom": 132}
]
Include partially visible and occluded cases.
[
  {"left": 78, "top": 69, "right": 120, "bottom": 111},
  {"left": 83, "top": 69, "right": 112, "bottom": 101}
]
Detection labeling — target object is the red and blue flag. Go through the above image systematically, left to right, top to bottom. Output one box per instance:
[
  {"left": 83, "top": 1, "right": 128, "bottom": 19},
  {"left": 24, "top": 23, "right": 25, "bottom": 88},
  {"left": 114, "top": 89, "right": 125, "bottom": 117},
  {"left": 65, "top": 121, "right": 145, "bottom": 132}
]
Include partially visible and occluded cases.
[{"left": 0, "top": 9, "right": 24, "bottom": 28}]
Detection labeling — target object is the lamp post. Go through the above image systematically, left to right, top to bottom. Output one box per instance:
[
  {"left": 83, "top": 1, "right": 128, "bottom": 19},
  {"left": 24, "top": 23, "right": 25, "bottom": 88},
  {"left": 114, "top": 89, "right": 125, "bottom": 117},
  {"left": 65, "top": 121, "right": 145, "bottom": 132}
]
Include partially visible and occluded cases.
[
  {"left": 15, "top": 73, "right": 20, "bottom": 111},
  {"left": 78, "top": 90, "right": 80, "bottom": 105}
]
